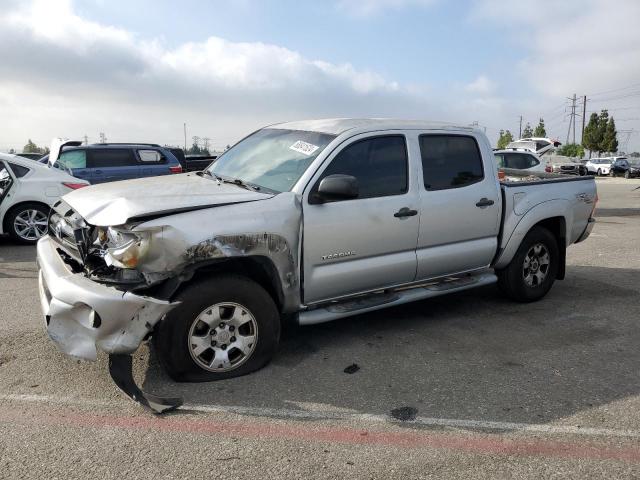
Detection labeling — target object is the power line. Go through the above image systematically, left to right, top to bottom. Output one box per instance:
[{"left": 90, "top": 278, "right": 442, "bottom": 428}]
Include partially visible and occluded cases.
[{"left": 587, "top": 82, "right": 640, "bottom": 98}]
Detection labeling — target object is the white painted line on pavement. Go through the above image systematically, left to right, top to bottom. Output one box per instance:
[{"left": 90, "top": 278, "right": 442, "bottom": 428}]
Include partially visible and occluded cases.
[{"left": 1, "top": 393, "right": 639, "bottom": 439}]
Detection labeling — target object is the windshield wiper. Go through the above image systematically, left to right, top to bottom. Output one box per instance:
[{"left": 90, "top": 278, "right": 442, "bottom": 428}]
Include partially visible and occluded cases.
[{"left": 223, "top": 176, "right": 261, "bottom": 191}]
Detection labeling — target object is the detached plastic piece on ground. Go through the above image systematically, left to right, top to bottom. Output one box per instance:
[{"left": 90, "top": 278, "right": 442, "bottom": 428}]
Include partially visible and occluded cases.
[{"left": 108, "top": 354, "right": 183, "bottom": 414}]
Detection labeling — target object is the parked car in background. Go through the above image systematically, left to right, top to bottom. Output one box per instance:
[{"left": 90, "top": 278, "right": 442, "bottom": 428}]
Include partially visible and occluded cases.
[
  {"left": 505, "top": 137, "right": 562, "bottom": 156},
  {"left": 41, "top": 143, "right": 182, "bottom": 184},
  {"left": 494, "top": 150, "right": 547, "bottom": 173},
  {"left": 16, "top": 152, "right": 46, "bottom": 161},
  {"left": 0, "top": 153, "right": 89, "bottom": 244},
  {"left": 184, "top": 154, "right": 218, "bottom": 172},
  {"left": 610, "top": 157, "right": 640, "bottom": 178},
  {"left": 585, "top": 158, "right": 612, "bottom": 176},
  {"left": 547, "top": 161, "right": 588, "bottom": 176}
]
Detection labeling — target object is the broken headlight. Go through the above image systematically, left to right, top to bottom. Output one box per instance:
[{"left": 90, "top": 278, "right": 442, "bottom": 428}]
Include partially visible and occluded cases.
[{"left": 102, "top": 227, "right": 151, "bottom": 269}]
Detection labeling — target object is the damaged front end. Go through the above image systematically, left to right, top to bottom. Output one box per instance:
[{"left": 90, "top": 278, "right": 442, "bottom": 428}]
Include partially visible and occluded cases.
[{"left": 41, "top": 201, "right": 183, "bottom": 413}]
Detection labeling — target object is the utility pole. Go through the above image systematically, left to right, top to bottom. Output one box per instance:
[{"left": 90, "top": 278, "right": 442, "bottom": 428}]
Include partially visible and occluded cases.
[
  {"left": 566, "top": 94, "right": 577, "bottom": 145},
  {"left": 581, "top": 95, "right": 587, "bottom": 145},
  {"left": 519, "top": 115, "right": 523, "bottom": 138},
  {"left": 183, "top": 123, "right": 187, "bottom": 152},
  {"left": 99, "top": 132, "right": 107, "bottom": 144},
  {"left": 83, "top": 134, "right": 88, "bottom": 145},
  {"left": 202, "top": 137, "right": 211, "bottom": 152}
]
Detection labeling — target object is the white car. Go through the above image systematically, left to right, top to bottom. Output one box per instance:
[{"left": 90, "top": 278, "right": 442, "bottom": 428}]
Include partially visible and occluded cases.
[
  {"left": 494, "top": 149, "right": 547, "bottom": 173},
  {"left": 0, "top": 153, "right": 89, "bottom": 244},
  {"left": 585, "top": 158, "right": 612, "bottom": 176}
]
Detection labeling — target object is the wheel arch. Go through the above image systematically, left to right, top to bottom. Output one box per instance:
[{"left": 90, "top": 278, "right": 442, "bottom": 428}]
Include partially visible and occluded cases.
[
  {"left": 494, "top": 199, "right": 570, "bottom": 275},
  {"left": 172, "top": 256, "right": 287, "bottom": 313}
]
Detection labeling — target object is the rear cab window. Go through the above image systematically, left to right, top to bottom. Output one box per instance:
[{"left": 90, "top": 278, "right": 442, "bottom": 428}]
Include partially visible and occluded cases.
[{"left": 419, "top": 135, "right": 484, "bottom": 190}]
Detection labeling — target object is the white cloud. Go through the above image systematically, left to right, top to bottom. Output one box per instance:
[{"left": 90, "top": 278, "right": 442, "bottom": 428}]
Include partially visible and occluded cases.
[
  {"left": 0, "top": 0, "right": 433, "bottom": 151},
  {"left": 335, "top": 0, "right": 437, "bottom": 17},
  {"left": 472, "top": 0, "right": 640, "bottom": 98},
  {"left": 464, "top": 75, "right": 495, "bottom": 94}
]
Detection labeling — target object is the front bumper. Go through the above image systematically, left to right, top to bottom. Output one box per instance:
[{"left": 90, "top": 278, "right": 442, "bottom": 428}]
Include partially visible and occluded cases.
[
  {"left": 576, "top": 217, "right": 596, "bottom": 243},
  {"left": 37, "top": 235, "right": 176, "bottom": 361}
]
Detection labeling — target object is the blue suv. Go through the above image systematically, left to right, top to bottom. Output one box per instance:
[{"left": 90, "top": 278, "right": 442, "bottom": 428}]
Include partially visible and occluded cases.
[{"left": 41, "top": 143, "right": 183, "bottom": 184}]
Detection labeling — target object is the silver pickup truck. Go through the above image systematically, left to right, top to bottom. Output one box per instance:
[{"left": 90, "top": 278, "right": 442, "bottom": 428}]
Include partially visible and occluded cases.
[{"left": 37, "top": 119, "right": 597, "bottom": 412}]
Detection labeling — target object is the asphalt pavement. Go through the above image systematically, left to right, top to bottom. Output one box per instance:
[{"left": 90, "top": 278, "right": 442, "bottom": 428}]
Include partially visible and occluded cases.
[{"left": 1, "top": 177, "right": 639, "bottom": 479}]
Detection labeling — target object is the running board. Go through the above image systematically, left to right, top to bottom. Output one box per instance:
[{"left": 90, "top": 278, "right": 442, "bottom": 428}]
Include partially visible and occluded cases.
[{"left": 298, "top": 272, "right": 498, "bottom": 326}]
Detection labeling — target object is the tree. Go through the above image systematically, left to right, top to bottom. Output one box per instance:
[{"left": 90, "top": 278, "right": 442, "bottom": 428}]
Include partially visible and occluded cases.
[
  {"left": 582, "top": 112, "right": 601, "bottom": 156},
  {"left": 602, "top": 117, "right": 618, "bottom": 153},
  {"left": 533, "top": 118, "right": 546, "bottom": 137},
  {"left": 522, "top": 122, "right": 533, "bottom": 138},
  {"left": 496, "top": 129, "right": 514, "bottom": 149},
  {"left": 22, "top": 139, "right": 42, "bottom": 153},
  {"left": 557, "top": 143, "right": 585, "bottom": 158},
  {"left": 8, "top": 148, "right": 15, "bottom": 154},
  {"left": 630, "top": 152, "right": 640, "bottom": 158}
]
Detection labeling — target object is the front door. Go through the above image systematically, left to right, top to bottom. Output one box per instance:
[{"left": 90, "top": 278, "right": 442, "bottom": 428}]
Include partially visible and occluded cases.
[
  {"left": 415, "top": 132, "right": 500, "bottom": 280},
  {"left": 302, "top": 133, "right": 420, "bottom": 304}
]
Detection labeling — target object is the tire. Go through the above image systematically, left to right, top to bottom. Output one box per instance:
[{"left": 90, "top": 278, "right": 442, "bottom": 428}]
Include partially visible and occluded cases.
[
  {"left": 597, "top": 168, "right": 602, "bottom": 176},
  {"left": 625, "top": 170, "right": 630, "bottom": 179},
  {"left": 6, "top": 202, "right": 50, "bottom": 244},
  {"left": 497, "top": 226, "right": 559, "bottom": 303},
  {"left": 153, "top": 274, "right": 280, "bottom": 382}
]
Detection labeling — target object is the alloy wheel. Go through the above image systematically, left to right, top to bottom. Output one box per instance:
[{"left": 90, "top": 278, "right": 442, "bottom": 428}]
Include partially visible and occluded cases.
[
  {"left": 13, "top": 209, "right": 48, "bottom": 241},
  {"left": 522, "top": 243, "right": 550, "bottom": 287},
  {"left": 188, "top": 302, "right": 258, "bottom": 372}
]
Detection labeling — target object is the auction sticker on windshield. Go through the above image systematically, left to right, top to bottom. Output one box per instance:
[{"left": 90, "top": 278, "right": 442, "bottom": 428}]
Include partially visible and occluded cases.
[{"left": 290, "top": 140, "right": 319, "bottom": 156}]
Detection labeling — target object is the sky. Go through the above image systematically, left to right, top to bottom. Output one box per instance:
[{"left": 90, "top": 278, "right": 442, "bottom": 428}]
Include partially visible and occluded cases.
[{"left": 1, "top": 0, "right": 639, "bottom": 152}]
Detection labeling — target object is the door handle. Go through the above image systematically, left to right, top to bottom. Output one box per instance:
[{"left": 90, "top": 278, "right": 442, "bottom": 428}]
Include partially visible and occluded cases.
[
  {"left": 94, "top": 169, "right": 103, "bottom": 174},
  {"left": 475, "top": 198, "right": 494, "bottom": 207},
  {"left": 394, "top": 207, "right": 418, "bottom": 218}
]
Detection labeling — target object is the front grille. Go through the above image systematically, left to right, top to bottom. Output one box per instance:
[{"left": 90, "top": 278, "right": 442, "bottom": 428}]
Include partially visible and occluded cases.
[
  {"left": 560, "top": 165, "right": 577, "bottom": 171},
  {"left": 48, "top": 200, "right": 89, "bottom": 264}
]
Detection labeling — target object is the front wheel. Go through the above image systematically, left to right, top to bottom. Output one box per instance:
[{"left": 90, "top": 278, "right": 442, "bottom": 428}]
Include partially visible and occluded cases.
[
  {"left": 597, "top": 168, "right": 602, "bottom": 176},
  {"left": 625, "top": 170, "right": 631, "bottom": 179},
  {"left": 497, "top": 226, "right": 559, "bottom": 302},
  {"left": 153, "top": 274, "right": 280, "bottom": 382}
]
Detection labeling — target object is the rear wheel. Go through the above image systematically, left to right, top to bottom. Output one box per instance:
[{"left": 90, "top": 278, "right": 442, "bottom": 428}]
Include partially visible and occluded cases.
[
  {"left": 625, "top": 170, "right": 631, "bottom": 179},
  {"left": 6, "top": 203, "right": 49, "bottom": 244},
  {"left": 497, "top": 226, "right": 559, "bottom": 302},
  {"left": 153, "top": 274, "right": 280, "bottom": 382}
]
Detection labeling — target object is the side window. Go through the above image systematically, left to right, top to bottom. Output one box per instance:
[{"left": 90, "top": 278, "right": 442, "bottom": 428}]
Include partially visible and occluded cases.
[
  {"left": 314, "top": 135, "right": 408, "bottom": 201},
  {"left": 419, "top": 135, "right": 484, "bottom": 190},
  {"left": 88, "top": 149, "right": 137, "bottom": 167},
  {"left": 138, "top": 149, "right": 165, "bottom": 164},
  {"left": 58, "top": 150, "right": 87, "bottom": 169},
  {"left": 505, "top": 153, "right": 528, "bottom": 169},
  {"left": 494, "top": 154, "right": 505, "bottom": 168},
  {"left": 527, "top": 155, "right": 540, "bottom": 168},
  {"left": 8, "top": 163, "right": 30, "bottom": 178}
]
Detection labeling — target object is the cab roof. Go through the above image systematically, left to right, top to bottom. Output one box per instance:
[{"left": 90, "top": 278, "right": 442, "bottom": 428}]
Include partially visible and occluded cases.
[{"left": 269, "top": 118, "right": 477, "bottom": 136}]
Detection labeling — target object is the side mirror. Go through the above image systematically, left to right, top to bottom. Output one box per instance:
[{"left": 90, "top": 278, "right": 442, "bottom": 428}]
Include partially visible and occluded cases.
[{"left": 316, "top": 174, "right": 359, "bottom": 202}]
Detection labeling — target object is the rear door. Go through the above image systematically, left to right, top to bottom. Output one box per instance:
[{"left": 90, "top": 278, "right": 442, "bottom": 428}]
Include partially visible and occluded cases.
[
  {"left": 415, "top": 132, "right": 500, "bottom": 280},
  {"left": 302, "top": 133, "right": 420, "bottom": 304},
  {"left": 88, "top": 148, "right": 139, "bottom": 183},
  {"left": 0, "top": 161, "right": 15, "bottom": 211}
]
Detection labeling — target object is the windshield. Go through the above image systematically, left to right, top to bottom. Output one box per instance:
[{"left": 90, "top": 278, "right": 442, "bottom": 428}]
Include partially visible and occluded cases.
[{"left": 207, "top": 128, "right": 336, "bottom": 192}]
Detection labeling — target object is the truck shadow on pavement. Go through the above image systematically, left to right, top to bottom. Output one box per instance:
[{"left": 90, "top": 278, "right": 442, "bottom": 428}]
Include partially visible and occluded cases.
[{"left": 142, "top": 264, "right": 640, "bottom": 426}]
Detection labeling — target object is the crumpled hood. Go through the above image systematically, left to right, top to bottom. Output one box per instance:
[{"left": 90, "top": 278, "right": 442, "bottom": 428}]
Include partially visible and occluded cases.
[{"left": 63, "top": 173, "right": 274, "bottom": 226}]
